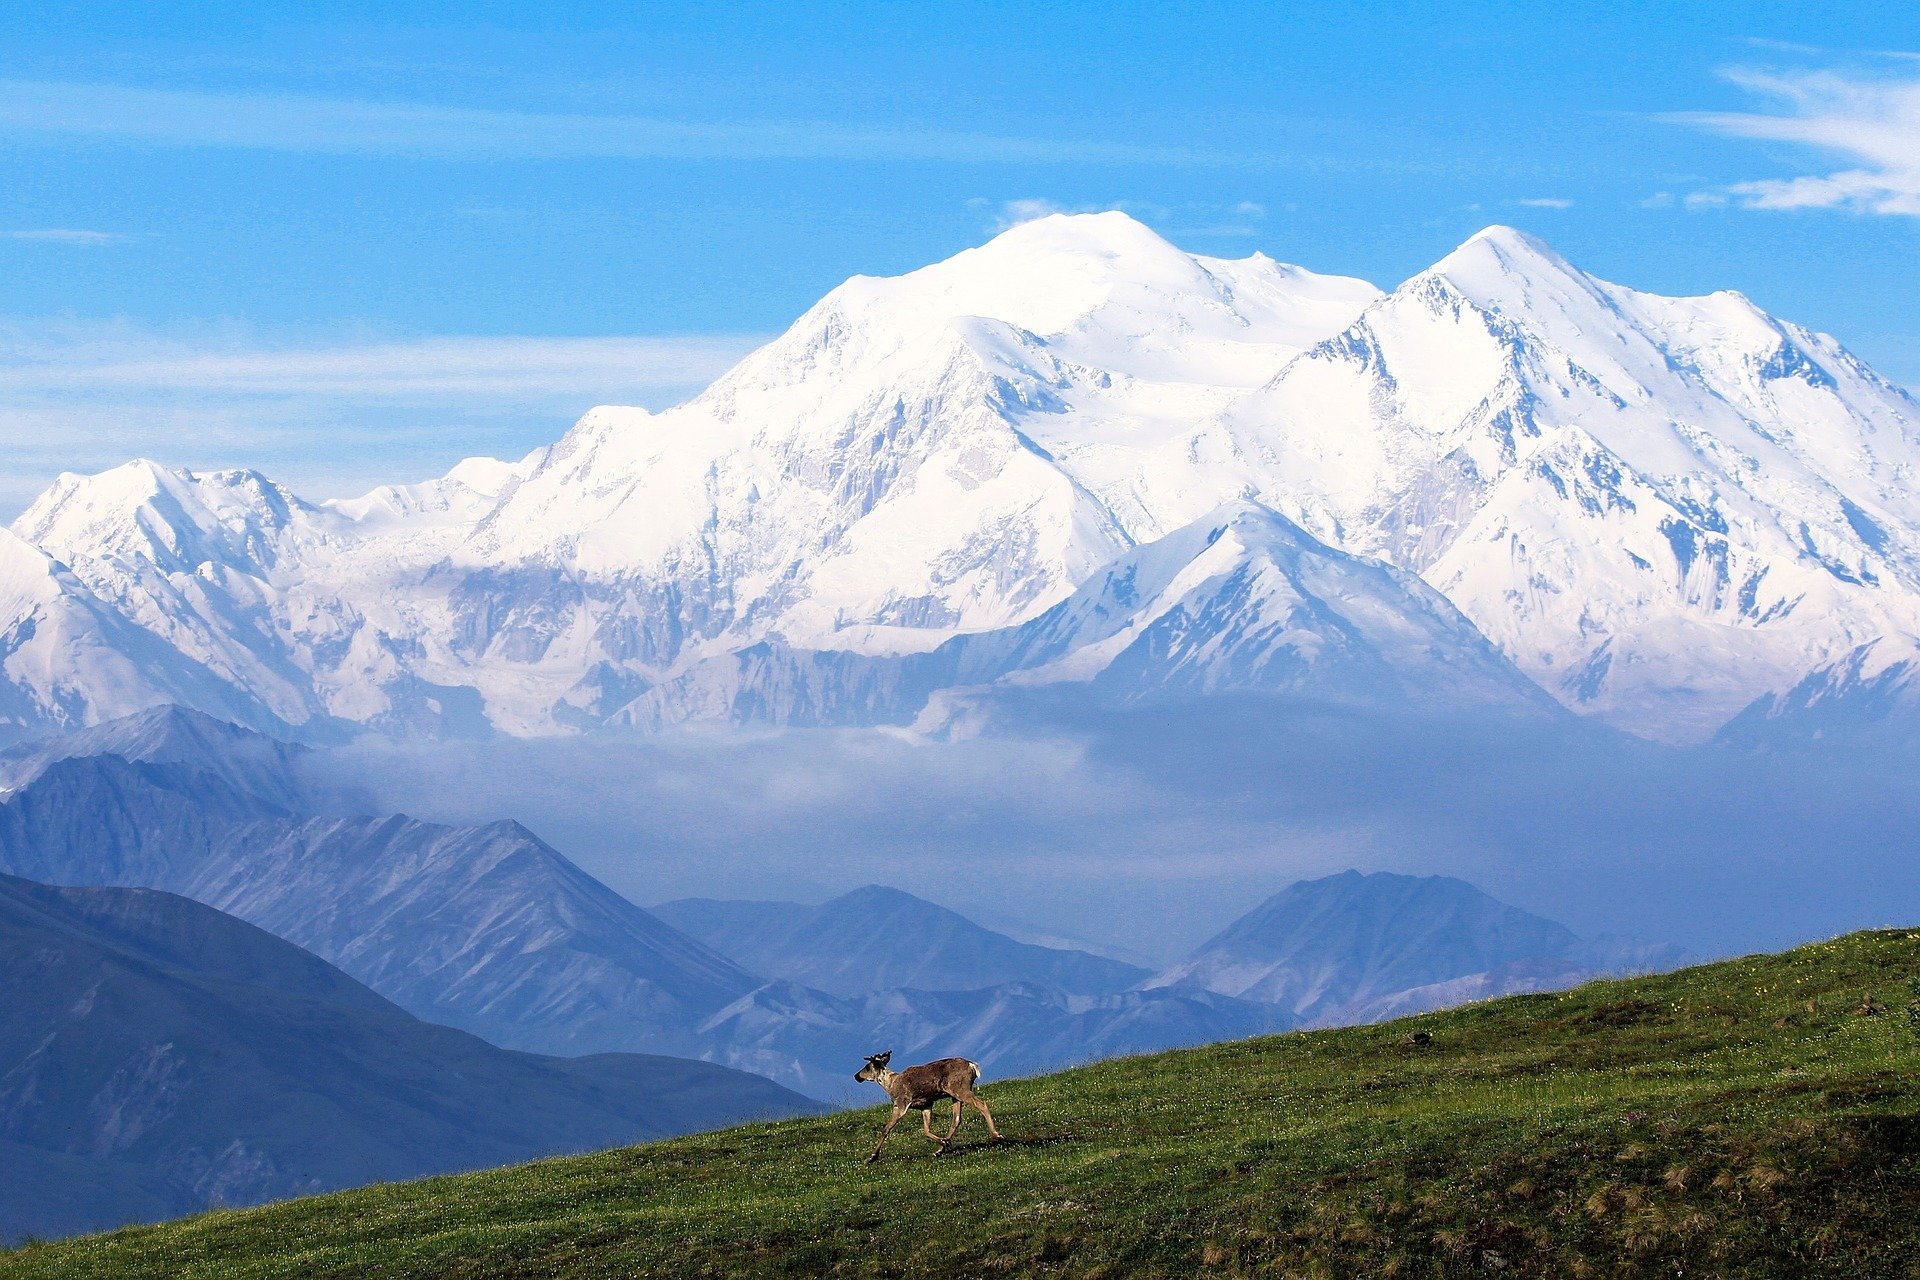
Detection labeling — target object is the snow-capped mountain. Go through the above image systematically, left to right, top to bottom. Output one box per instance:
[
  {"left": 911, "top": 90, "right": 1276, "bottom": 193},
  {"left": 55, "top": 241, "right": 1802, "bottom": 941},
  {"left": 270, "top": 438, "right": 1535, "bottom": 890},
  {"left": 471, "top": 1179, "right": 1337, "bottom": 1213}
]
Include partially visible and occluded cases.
[
  {"left": 6, "top": 213, "right": 1917, "bottom": 743},
  {"left": 1219, "top": 228, "right": 1920, "bottom": 738},
  {"left": 611, "top": 499, "right": 1554, "bottom": 730},
  {"left": 0, "top": 528, "right": 275, "bottom": 742}
]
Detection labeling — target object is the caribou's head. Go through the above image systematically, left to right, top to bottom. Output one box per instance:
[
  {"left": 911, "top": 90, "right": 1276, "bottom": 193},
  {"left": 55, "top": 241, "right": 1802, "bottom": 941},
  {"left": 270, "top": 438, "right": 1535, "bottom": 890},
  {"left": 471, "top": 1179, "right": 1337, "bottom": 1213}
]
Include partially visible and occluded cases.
[{"left": 855, "top": 1050, "right": 893, "bottom": 1082}]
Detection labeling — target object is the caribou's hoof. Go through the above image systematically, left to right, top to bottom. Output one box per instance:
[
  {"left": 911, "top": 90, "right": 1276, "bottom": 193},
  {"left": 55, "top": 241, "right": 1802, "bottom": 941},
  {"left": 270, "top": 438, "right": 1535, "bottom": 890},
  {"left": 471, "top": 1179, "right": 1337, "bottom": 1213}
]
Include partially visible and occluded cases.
[{"left": 865, "top": 1153, "right": 880, "bottom": 1164}]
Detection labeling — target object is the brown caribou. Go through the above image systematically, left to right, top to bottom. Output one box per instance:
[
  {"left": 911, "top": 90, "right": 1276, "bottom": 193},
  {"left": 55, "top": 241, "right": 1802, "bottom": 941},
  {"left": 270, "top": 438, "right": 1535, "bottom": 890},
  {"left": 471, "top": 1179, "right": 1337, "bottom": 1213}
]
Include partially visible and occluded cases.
[{"left": 854, "top": 1050, "right": 1003, "bottom": 1162}]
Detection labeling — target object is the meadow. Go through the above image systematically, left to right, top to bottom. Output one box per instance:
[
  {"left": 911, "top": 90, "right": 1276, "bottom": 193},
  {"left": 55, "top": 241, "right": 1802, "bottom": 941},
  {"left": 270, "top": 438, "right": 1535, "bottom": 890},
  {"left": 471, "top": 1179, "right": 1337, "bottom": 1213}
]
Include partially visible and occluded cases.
[{"left": 5, "top": 930, "right": 1918, "bottom": 1278}]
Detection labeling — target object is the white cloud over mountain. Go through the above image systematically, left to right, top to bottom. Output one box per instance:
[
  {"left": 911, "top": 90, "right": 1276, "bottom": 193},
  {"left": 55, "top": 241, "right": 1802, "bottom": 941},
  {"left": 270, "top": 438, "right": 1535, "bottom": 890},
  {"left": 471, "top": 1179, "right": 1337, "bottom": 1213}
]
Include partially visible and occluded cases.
[{"left": 1679, "top": 64, "right": 1920, "bottom": 216}]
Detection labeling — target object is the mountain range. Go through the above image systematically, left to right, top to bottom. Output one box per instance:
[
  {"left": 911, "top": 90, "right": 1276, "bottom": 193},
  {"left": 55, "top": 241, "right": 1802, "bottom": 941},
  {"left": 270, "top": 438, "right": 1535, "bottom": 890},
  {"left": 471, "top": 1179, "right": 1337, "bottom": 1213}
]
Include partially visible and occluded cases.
[
  {"left": 5, "top": 213, "right": 1916, "bottom": 747},
  {"left": 0, "top": 709, "right": 1675, "bottom": 1102},
  {"left": 0, "top": 710, "right": 761, "bottom": 1060},
  {"left": 0, "top": 710, "right": 1294, "bottom": 1097},
  {"left": 0, "top": 870, "right": 817, "bottom": 1245},
  {"left": 658, "top": 871, "right": 1679, "bottom": 1096}
]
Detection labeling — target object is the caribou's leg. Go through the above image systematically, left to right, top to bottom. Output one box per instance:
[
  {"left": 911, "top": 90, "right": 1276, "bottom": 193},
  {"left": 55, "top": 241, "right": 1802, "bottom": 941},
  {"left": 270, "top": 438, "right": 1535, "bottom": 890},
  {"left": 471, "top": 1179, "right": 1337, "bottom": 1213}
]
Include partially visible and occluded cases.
[
  {"left": 954, "top": 1085, "right": 1003, "bottom": 1140},
  {"left": 943, "top": 1096, "right": 967, "bottom": 1145},
  {"left": 867, "top": 1104, "right": 907, "bottom": 1163},
  {"left": 919, "top": 1108, "right": 947, "bottom": 1149}
]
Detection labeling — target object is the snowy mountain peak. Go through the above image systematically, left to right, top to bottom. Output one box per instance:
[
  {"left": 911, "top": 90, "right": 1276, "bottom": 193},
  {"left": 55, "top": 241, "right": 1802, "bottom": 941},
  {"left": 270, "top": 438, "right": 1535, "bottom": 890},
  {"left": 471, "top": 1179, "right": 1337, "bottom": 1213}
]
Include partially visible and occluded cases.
[
  {"left": 754, "top": 210, "right": 1381, "bottom": 388},
  {"left": 6, "top": 219, "right": 1920, "bottom": 744},
  {"left": 1448, "top": 222, "right": 1568, "bottom": 268},
  {"left": 1418, "top": 223, "right": 1607, "bottom": 325},
  {"left": 16, "top": 458, "right": 320, "bottom": 579}
]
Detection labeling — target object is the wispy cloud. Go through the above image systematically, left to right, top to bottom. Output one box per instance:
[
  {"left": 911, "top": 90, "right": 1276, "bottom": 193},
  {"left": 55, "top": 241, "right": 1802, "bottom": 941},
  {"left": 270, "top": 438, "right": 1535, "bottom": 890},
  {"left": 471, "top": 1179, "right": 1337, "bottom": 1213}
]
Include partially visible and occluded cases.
[
  {"left": 1672, "top": 64, "right": 1920, "bottom": 216},
  {"left": 0, "top": 79, "right": 1263, "bottom": 168},
  {"left": 977, "top": 196, "right": 1132, "bottom": 233},
  {"left": 974, "top": 197, "right": 1271, "bottom": 242},
  {"left": 989, "top": 197, "right": 1091, "bottom": 229},
  {"left": 1514, "top": 197, "right": 1573, "bottom": 209},
  {"left": 5, "top": 228, "right": 134, "bottom": 245},
  {"left": 0, "top": 320, "right": 763, "bottom": 517},
  {"left": 0, "top": 328, "right": 758, "bottom": 399}
]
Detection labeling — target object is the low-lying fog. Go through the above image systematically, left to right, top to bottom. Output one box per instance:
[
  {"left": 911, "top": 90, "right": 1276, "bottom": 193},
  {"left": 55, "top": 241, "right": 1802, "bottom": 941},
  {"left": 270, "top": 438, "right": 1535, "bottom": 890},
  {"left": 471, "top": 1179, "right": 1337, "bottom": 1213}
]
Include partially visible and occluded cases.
[{"left": 314, "top": 697, "right": 1920, "bottom": 965}]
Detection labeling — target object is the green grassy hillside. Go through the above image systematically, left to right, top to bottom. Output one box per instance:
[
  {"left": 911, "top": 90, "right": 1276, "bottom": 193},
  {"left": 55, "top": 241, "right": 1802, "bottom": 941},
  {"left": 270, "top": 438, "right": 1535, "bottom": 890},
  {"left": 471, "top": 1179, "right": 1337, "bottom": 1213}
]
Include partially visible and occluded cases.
[{"left": 6, "top": 930, "right": 1919, "bottom": 1279}]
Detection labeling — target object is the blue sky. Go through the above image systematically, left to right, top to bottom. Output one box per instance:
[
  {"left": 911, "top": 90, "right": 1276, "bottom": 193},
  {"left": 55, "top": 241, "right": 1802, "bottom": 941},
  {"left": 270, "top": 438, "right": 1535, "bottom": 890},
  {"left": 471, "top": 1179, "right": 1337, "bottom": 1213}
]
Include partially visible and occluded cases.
[{"left": 2, "top": 1, "right": 1917, "bottom": 514}]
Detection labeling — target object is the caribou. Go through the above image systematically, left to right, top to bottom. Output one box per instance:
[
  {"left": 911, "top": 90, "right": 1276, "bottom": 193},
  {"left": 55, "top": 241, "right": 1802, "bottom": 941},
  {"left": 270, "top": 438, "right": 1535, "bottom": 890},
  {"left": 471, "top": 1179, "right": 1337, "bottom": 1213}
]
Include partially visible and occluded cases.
[{"left": 854, "top": 1051, "right": 1003, "bottom": 1162}]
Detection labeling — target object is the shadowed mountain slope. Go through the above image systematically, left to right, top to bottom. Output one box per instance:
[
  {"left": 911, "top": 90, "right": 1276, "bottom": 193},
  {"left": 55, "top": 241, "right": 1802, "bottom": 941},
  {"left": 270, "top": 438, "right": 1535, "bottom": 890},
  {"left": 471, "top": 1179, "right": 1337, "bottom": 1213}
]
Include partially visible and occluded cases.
[
  {"left": 0, "top": 724, "right": 761, "bottom": 1057},
  {"left": 0, "top": 873, "right": 820, "bottom": 1244}
]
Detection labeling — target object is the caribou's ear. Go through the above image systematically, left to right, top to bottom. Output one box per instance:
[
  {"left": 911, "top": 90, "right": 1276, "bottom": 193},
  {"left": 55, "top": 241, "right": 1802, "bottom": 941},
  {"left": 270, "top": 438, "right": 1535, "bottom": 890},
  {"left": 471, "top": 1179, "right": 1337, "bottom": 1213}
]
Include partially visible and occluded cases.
[{"left": 876, "top": 1050, "right": 892, "bottom": 1065}]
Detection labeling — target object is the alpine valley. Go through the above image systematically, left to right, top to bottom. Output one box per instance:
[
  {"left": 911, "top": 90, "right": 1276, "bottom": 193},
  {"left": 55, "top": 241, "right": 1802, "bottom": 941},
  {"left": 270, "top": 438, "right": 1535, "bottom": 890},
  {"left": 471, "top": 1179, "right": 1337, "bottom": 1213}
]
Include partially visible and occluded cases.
[{"left": 6, "top": 212, "right": 1917, "bottom": 750}]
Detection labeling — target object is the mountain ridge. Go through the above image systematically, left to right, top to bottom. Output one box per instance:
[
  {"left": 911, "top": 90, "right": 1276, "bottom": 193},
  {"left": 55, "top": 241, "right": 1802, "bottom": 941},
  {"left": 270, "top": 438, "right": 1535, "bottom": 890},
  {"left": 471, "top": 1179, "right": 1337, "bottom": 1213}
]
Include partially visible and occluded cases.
[
  {"left": 0, "top": 719, "right": 765, "bottom": 1059},
  {"left": 653, "top": 884, "right": 1152, "bottom": 998}
]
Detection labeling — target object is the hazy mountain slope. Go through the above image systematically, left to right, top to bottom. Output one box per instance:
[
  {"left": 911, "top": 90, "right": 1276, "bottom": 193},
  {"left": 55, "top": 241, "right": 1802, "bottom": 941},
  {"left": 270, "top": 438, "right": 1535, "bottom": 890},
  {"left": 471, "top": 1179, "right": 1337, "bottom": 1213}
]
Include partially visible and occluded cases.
[
  {"left": 1716, "top": 636, "right": 1920, "bottom": 749},
  {"left": 0, "top": 704, "right": 321, "bottom": 811},
  {"left": 1, "top": 716, "right": 1268, "bottom": 1099},
  {"left": 0, "top": 748, "right": 761, "bottom": 1056},
  {"left": 0, "top": 755, "right": 280, "bottom": 887},
  {"left": 192, "top": 815, "right": 760, "bottom": 1054},
  {"left": 1147, "top": 870, "right": 1586, "bottom": 1020},
  {"left": 0, "top": 872, "right": 819, "bottom": 1244},
  {"left": 654, "top": 885, "right": 1151, "bottom": 997},
  {"left": 655, "top": 885, "right": 1294, "bottom": 1099},
  {"left": 1333, "top": 955, "right": 1605, "bottom": 1023},
  {"left": 693, "top": 977, "right": 1288, "bottom": 1100}
]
